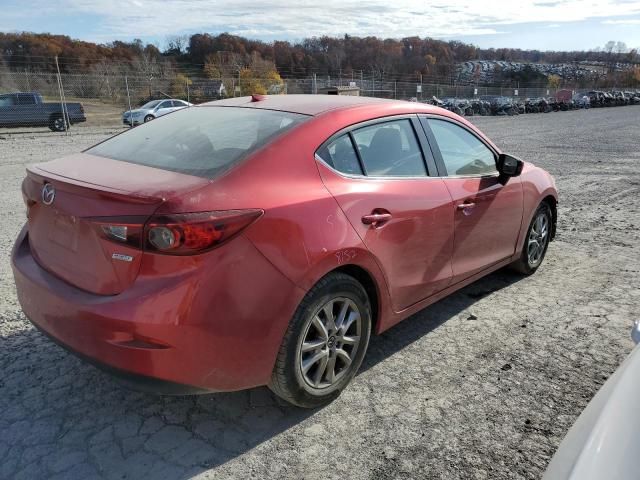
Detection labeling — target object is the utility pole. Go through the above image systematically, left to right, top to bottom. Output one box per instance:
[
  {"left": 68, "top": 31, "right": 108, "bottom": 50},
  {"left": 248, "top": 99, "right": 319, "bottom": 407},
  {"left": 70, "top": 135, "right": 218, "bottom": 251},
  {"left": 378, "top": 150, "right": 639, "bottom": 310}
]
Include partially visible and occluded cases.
[
  {"left": 54, "top": 56, "right": 69, "bottom": 134},
  {"left": 372, "top": 70, "right": 375, "bottom": 96},
  {"left": 125, "top": 75, "right": 133, "bottom": 129}
]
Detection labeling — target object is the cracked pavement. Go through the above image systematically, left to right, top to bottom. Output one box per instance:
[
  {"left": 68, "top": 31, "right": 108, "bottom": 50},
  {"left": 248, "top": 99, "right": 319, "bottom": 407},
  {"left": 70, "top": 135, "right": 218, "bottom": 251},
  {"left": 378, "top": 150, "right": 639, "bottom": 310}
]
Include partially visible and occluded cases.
[{"left": 1, "top": 106, "right": 639, "bottom": 479}]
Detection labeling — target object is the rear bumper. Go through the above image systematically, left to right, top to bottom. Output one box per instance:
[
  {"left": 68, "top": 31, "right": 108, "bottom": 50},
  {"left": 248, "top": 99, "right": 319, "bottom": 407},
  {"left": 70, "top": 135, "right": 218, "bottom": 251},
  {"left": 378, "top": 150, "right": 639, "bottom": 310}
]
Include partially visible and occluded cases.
[{"left": 11, "top": 225, "right": 304, "bottom": 393}]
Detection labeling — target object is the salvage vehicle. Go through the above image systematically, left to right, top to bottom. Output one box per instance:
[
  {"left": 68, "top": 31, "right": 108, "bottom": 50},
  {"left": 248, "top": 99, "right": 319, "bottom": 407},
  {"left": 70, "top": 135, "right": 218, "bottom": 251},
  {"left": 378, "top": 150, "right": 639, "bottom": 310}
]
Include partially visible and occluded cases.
[
  {"left": 0, "top": 92, "right": 86, "bottom": 131},
  {"left": 12, "top": 95, "right": 558, "bottom": 408},
  {"left": 122, "top": 98, "right": 192, "bottom": 126},
  {"left": 543, "top": 320, "right": 640, "bottom": 480}
]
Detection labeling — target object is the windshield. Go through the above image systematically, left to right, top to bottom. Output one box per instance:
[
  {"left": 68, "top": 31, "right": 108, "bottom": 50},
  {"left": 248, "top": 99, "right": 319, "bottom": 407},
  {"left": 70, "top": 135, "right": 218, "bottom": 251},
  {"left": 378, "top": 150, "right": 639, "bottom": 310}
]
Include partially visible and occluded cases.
[
  {"left": 140, "top": 100, "right": 162, "bottom": 109},
  {"left": 88, "top": 106, "right": 309, "bottom": 179}
]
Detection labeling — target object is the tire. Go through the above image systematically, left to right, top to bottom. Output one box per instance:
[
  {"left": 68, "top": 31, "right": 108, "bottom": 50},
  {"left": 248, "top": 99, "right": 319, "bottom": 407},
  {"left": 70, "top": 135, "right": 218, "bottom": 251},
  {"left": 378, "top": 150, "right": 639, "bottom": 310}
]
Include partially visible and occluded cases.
[
  {"left": 144, "top": 114, "right": 155, "bottom": 123},
  {"left": 49, "top": 115, "right": 68, "bottom": 132},
  {"left": 511, "top": 202, "right": 552, "bottom": 275},
  {"left": 269, "top": 272, "right": 372, "bottom": 408}
]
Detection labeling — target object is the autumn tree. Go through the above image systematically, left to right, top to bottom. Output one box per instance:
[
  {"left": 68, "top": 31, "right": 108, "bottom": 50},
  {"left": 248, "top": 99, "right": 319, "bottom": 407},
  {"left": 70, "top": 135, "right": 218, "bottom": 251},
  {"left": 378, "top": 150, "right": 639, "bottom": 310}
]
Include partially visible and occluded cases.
[
  {"left": 203, "top": 54, "right": 222, "bottom": 79},
  {"left": 239, "top": 54, "right": 283, "bottom": 95},
  {"left": 170, "top": 73, "right": 192, "bottom": 98},
  {"left": 547, "top": 74, "right": 561, "bottom": 90}
]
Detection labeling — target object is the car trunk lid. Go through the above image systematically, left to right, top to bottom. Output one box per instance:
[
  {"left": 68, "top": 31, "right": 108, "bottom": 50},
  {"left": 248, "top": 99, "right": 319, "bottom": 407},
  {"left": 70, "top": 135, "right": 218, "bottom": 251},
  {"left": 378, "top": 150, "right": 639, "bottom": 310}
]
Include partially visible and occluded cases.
[{"left": 24, "top": 153, "right": 210, "bottom": 295}]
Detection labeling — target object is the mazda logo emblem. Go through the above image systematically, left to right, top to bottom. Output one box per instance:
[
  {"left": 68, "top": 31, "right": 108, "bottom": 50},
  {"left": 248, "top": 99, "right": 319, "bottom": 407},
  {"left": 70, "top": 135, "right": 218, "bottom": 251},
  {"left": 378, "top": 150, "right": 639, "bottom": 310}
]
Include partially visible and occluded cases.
[{"left": 42, "top": 183, "right": 55, "bottom": 206}]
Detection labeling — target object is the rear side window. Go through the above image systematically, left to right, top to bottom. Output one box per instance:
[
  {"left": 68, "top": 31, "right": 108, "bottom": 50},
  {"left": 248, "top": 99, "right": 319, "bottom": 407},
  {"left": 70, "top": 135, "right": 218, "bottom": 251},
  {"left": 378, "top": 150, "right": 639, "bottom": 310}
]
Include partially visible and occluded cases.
[
  {"left": 88, "top": 107, "right": 308, "bottom": 178},
  {"left": 352, "top": 120, "right": 426, "bottom": 177},
  {"left": 316, "top": 135, "right": 363, "bottom": 175}
]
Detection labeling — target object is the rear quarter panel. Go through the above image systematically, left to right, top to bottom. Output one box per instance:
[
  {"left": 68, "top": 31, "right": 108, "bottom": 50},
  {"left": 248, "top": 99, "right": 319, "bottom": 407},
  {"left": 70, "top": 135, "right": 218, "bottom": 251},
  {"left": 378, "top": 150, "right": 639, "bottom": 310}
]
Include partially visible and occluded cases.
[{"left": 157, "top": 115, "right": 394, "bottom": 333}]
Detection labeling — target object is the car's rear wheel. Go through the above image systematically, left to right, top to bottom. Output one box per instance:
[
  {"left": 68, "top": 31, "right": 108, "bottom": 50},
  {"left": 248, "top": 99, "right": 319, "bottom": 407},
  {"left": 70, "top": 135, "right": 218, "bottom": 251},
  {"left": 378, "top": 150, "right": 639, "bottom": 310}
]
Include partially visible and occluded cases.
[
  {"left": 144, "top": 114, "right": 154, "bottom": 123},
  {"left": 49, "top": 115, "right": 68, "bottom": 132},
  {"left": 511, "top": 202, "right": 552, "bottom": 274},
  {"left": 269, "top": 272, "right": 371, "bottom": 408}
]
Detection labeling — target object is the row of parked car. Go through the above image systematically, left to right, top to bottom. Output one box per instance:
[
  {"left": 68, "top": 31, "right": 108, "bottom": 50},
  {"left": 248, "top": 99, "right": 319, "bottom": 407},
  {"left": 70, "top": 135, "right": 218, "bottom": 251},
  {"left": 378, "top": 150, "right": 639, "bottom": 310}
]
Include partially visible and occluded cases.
[
  {"left": 456, "top": 60, "right": 632, "bottom": 84},
  {"left": 426, "top": 90, "right": 640, "bottom": 117}
]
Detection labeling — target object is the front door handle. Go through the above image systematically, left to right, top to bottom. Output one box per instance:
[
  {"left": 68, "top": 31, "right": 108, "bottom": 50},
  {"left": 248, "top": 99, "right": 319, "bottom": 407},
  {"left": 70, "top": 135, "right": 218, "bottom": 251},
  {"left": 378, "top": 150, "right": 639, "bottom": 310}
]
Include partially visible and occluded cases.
[{"left": 362, "top": 212, "right": 392, "bottom": 227}]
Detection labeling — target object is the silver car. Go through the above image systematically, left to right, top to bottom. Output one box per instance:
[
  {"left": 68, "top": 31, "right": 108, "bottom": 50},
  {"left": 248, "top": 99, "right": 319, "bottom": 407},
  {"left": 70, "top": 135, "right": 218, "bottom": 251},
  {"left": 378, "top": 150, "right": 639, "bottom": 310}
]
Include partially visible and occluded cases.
[
  {"left": 122, "top": 99, "right": 192, "bottom": 126},
  {"left": 544, "top": 319, "right": 640, "bottom": 480}
]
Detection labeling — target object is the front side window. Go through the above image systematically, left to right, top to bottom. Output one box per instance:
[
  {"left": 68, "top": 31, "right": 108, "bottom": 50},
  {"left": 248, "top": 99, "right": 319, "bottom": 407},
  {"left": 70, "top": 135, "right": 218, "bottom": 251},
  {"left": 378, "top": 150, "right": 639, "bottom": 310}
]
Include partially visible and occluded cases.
[
  {"left": 157, "top": 101, "right": 173, "bottom": 109},
  {"left": 88, "top": 106, "right": 308, "bottom": 179},
  {"left": 352, "top": 119, "right": 426, "bottom": 177},
  {"left": 428, "top": 119, "right": 497, "bottom": 176},
  {"left": 316, "top": 134, "right": 362, "bottom": 175}
]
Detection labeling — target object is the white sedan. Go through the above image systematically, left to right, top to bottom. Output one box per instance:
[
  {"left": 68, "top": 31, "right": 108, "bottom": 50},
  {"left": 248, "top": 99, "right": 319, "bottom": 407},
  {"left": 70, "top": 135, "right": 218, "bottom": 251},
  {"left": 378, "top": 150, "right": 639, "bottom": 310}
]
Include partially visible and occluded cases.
[
  {"left": 122, "top": 99, "right": 192, "bottom": 126},
  {"left": 544, "top": 320, "right": 640, "bottom": 479}
]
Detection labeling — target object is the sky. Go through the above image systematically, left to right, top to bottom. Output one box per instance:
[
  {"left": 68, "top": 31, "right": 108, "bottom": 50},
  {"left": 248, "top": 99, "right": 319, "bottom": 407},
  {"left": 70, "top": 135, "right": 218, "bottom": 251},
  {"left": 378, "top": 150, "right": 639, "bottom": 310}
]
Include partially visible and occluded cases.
[{"left": 2, "top": 0, "right": 640, "bottom": 51}]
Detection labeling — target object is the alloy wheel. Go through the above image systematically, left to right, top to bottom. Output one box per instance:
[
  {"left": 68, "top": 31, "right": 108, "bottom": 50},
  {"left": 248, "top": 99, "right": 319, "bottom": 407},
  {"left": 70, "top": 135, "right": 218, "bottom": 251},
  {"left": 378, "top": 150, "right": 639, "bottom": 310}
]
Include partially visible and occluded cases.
[
  {"left": 527, "top": 211, "right": 549, "bottom": 267},
  {"left": 298, "top": 297, "right": 362, "bottom": 391}
]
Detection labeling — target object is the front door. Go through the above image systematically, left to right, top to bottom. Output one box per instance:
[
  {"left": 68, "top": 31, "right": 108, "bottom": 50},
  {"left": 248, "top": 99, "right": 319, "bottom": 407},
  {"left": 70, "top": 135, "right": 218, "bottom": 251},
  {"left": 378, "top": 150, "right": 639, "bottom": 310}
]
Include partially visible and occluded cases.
[{"left": 422, "top": 117, "right": 523, "bottom": 282}]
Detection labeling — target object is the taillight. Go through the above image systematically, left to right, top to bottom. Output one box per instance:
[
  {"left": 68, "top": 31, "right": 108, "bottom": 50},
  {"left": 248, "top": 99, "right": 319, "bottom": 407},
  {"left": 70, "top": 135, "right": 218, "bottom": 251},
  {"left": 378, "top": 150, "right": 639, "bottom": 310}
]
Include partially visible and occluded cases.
[
  {"left": 92, "top": 210, "right": 263, "bottom": 255},
  {"left": 145, "top": 210, "right": 263, "bottom": 255}
]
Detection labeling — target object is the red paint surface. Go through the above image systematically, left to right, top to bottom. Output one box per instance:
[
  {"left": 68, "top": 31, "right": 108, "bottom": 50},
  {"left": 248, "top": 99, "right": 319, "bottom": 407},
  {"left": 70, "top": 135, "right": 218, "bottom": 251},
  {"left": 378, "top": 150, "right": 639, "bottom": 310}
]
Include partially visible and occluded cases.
[{"left": 12, "top": 96, "right": 558, "bottom": 391}]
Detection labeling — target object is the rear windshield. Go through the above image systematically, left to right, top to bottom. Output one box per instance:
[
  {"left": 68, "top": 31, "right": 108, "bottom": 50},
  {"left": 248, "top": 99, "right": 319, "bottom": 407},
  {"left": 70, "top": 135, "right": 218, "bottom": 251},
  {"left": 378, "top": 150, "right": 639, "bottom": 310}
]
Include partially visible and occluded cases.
[{"left": 88, "top": 106, "right": 309, "bottom": 178}]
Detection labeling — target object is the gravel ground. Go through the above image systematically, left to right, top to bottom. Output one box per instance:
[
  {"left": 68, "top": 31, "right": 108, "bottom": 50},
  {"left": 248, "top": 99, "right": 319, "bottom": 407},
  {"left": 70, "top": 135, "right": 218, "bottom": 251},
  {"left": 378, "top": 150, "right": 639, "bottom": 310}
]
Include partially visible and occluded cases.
[{"left": 1, "top": 106, "right": 639, "bottom": 480}]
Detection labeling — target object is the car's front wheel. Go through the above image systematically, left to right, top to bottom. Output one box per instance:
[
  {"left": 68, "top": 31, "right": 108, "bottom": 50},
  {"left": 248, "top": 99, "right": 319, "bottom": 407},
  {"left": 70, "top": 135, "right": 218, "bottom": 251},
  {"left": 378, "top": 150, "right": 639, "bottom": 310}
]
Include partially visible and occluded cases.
[
  {"left": 143, "top": 114, "right": 154, "bottom": 123},
  {"left": 511, "top": 202, "right": 552, "bottom": 274},
  {"left": 270, "top": 272, "right": 372, "bottom": 408}
]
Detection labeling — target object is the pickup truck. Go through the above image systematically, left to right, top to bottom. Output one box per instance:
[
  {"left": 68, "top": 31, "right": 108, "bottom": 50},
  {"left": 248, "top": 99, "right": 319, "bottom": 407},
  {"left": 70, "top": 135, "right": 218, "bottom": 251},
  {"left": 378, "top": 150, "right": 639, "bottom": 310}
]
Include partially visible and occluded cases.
[{"left": 0, "top": 92, "right": 86, "bottom": 131}]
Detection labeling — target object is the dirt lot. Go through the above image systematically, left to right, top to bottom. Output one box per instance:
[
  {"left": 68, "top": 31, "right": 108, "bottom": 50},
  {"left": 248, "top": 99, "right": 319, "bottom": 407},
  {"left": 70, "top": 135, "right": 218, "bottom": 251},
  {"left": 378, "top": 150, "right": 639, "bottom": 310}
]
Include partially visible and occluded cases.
[{"left": 0, "top": 106, "right": 639, "bottom": 480}]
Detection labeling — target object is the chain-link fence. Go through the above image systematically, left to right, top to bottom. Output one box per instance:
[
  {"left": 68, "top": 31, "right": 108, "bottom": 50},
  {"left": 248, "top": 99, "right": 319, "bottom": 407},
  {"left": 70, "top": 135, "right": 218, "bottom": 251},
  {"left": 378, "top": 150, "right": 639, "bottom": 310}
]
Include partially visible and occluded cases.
[{"left": 1, "top": 67, "right": 639, "bottom": 133}]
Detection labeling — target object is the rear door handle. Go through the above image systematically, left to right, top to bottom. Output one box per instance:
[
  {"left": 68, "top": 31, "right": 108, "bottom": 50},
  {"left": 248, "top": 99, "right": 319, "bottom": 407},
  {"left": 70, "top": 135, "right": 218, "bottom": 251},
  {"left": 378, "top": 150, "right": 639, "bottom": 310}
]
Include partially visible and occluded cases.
[
  {"left": 457, "top": 202, "right": 476, "bottom": 210},
  {"left": 362, "top": 212, "right": 392, "bottom": 227}
]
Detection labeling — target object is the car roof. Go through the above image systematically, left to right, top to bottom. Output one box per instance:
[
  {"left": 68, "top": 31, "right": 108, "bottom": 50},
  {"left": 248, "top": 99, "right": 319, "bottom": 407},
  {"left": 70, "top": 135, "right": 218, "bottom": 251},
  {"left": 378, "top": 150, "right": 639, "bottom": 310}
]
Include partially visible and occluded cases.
[{"left": 201, "top": 94, "right": 431, "bottom": 116}]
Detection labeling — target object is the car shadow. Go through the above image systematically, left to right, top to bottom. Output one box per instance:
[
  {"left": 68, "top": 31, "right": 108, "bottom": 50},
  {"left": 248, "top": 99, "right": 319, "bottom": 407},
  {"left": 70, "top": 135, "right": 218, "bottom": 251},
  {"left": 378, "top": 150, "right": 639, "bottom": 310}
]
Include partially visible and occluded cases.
[{"left": 1, "top": 268, "right": 522, "bottom": 478}]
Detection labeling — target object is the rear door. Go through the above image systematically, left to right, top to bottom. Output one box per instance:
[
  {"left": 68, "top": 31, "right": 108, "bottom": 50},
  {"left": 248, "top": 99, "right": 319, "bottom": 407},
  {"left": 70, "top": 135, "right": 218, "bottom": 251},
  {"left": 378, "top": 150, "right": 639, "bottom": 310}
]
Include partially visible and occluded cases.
[
  {"left": 172, "top": 100, "right": 188, "bottom": 111},
  {"left": 317, "top": 116, "right": 454, "bottom": 312},
  {"left": 420, "top": 116, "right": 523, "bottom": 282}
]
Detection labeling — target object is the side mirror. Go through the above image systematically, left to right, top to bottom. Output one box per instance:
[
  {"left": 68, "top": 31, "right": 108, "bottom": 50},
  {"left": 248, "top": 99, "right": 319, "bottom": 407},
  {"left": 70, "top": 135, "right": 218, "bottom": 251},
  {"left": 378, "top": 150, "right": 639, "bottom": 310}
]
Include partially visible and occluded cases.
[{"left": 497, "top": 153, "right": 524, "bottom": 177}]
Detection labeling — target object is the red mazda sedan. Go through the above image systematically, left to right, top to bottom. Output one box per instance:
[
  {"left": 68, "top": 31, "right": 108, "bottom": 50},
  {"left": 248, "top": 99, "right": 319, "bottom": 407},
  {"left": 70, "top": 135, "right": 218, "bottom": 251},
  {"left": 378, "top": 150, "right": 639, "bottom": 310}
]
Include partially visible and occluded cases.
[{"left": 12, "top": 95, "right": 557, "bottom": 408}]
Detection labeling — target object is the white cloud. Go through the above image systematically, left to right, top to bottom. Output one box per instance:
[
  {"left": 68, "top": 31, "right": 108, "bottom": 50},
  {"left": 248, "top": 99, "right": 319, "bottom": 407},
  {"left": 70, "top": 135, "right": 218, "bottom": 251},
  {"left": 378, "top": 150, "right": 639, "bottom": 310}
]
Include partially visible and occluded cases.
[
  {"left": 6, "top": 0, "right": 640, "bottom": 41},
  {"left": 602, "top": 18, "right": 640, "bottom": 24}
]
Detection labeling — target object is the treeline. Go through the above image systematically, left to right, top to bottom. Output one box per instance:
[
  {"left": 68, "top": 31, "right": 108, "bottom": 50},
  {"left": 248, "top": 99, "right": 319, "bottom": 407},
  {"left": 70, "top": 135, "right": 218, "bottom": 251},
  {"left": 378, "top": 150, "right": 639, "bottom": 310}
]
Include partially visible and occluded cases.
[{"left": 1, "top": 32, "right": 638, "bottom": 79}]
